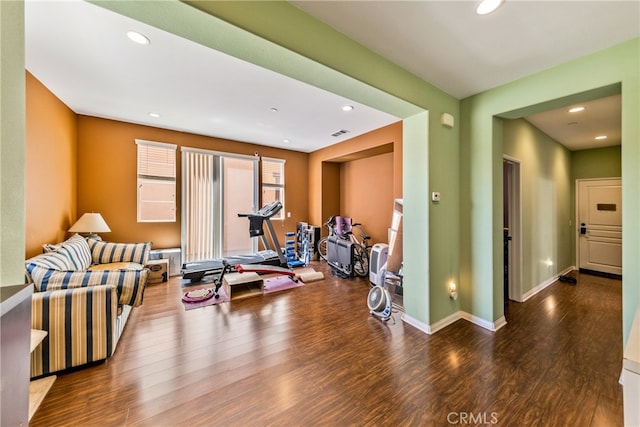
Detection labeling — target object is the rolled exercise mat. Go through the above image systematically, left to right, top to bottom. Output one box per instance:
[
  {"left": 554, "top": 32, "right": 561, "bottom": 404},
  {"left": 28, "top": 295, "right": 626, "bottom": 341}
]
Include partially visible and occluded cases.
[
  {"left": 294, "top": 267, "right": 316, "bottom": 276},
  {"left": 299, "top": 271, "right": 324, "bottom": 282}
]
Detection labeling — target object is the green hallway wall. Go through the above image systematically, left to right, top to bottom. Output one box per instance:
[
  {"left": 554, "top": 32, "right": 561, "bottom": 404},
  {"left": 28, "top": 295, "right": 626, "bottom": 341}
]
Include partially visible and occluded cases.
[
  {"left": 0, "top": 0, "right": 26, "bottom": 285},
  {"left": 461, "top": 38, "right": 639, "bottom": 344},
  {"left": 503, "top": 119, "right": 573, "bottom": 296},
  {"left": 503, "top": 128, "right": 622, "bottom": 293},
  {"left": 572, "top": 146, "right": 622, "bottom": 180}
]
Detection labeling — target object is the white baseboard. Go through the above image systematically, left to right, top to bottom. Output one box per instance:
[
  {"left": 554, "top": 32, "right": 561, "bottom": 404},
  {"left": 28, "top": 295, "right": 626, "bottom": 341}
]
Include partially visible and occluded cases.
[
  {"left": 521, "top": 266, "right": 575, "bottom": 302},
  {"left": 402, "top": 267, "right": 577, "bottom": 336},
  {"left": 403, "top": 310, "right": 507, "bottom": 335},
  {"left": 429, "top": 311, "right": 462, "bottom": 334},
  {"left": 460, "top": 312, "right": 507, "bottom": 331},
  {"left": 402, "top": 313, "right": 432, "bottom": 334},
  {"left": 493, "top": 315, "right": 507, "bottom": 331}
]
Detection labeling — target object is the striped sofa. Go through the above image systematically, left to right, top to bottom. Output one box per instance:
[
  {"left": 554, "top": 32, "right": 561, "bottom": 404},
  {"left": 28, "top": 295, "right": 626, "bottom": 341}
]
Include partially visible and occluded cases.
[{"left": 25, "top": 234, "right": 151, "bottom": 378}]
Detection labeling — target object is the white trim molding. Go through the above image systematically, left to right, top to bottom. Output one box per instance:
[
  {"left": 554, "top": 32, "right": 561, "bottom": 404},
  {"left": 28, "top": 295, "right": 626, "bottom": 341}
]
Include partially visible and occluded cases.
[
  {"left": 403, "top": 266, "right": 577, "bottom": 337},
  {"left": 521, "top": 266, "right": 575, "bottom": 302},
  {"left": 403, "top": 311, "right": 508, "bottom": 335},
  {"left": 429, "top": 311, "right": 463, "bottom": 334},
  {"left": 460, "top": 312, "right": 507, "bottom": 332},
  {"left": 402, "top": 313, "right": 432, "bottom": 335}
]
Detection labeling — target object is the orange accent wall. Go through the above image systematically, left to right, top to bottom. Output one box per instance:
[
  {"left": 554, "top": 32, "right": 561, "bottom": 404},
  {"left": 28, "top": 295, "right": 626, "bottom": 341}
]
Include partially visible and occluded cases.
[
  {"left": 25, "top": 72, "right": 77, "bottom": 258},
  {"left": 26, "top": 73, "right": 399, "bottom": 257},
  {"left": 76, "top": 116, "right": 309, "bottom": 249},
  {"left": 308, "top": 121, "right": 402, "bottom": 243},
  {"left": 340, "top": 152, "right": 394, "bottom": 245}
]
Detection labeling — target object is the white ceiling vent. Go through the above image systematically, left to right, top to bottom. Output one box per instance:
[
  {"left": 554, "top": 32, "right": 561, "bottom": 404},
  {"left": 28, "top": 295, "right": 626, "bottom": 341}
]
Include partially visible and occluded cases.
[{"left": 331, "top": 129, "right": 350, "bottom": 137}]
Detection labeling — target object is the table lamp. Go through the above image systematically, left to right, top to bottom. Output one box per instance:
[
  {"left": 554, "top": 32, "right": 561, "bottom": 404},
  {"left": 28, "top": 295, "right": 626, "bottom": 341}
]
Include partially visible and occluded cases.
[{"left": 68, "top": 213, "right": 111, "bottom": 240}]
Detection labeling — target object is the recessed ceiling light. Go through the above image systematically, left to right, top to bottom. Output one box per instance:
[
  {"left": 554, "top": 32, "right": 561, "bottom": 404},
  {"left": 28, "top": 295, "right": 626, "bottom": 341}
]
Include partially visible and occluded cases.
[
  {"left": 476, "top": 0, "right": 504, "bottom": 15},
  {"left": 127, "top": 31, "right": 150, "bottom": 45},
  {"left": 342, "top": 105, "right": 354, "bottom": 112},
  {"left": 569, "top": 107, "right": 585, "bottom": 113},
  {"left": 270, "top": 108, "right": 279, "bottom": 113},
  {"left": 148, "top": 112, "right": 160, "bottom": 118},
  {"left": 595, "top": 135, "right": 608, "bottom": 140},
  {"left": 283, "top": 139, "right": 290, "bottom": 143}
]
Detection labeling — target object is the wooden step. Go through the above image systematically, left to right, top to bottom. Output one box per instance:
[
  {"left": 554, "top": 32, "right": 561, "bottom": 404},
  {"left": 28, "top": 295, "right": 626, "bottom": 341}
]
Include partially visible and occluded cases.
[{"left": 29, "top": 329, "right": 56, "bottom": 421}]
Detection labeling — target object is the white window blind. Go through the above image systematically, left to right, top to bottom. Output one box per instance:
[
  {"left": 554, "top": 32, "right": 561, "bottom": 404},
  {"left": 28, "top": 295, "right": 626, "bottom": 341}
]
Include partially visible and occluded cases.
[
  {"left": 136, "top": 140, "right": 177, "bottom": 222},
  {"left": 182, "top": 150, "right": 215, "bottom": 262},
  {"left": 261, "top": 157, "right": 285, "bottom": 220}
]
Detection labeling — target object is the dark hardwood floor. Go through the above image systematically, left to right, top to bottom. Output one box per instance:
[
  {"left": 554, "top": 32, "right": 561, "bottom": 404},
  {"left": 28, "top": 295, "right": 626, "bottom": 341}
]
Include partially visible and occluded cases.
[{"left": 31, "top": 265, "right": 623, "bottom": 426}]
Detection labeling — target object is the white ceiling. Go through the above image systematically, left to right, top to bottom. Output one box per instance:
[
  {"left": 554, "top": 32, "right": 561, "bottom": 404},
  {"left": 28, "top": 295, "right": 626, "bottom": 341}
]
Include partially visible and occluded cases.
[
  {"left": 24, "top": 0, "right": 399, "bottom": 153},
  {"left": 25, "top": 0, "right": 639, "bottom": 153},
  {"left": 293, "top": 0, "right": 639, "bottom": 100},
  {"left": 525, "top": 94, "right": 621, "bottom": 151}
]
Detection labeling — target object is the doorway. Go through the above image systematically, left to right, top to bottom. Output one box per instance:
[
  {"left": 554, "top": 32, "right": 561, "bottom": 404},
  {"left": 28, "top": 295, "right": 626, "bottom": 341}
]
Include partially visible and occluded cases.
[
  {"left": 503, "top": 156, "right": 522, "bottom": 302},
  {"left": 576, "top": 178, "right": 622, "bottom": 277}
]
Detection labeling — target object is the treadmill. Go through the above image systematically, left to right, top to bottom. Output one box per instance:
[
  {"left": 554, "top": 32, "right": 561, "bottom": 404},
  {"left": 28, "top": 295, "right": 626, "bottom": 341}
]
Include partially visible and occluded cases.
[{"left": 181, "top": 200, "right": 287, "bottom": 283}]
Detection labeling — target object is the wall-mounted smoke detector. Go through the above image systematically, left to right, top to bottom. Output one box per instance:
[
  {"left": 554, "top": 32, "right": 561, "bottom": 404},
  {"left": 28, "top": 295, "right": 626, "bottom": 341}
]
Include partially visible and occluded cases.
[{"left": 331, "top": 129, "right": 350, "bottom": 137}]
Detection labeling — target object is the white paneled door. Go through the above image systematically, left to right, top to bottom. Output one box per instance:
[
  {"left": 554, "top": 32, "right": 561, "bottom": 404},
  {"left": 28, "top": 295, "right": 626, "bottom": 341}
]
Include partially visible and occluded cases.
[{"left": 577, "top": 178, "right": 622, "bottom": 276}]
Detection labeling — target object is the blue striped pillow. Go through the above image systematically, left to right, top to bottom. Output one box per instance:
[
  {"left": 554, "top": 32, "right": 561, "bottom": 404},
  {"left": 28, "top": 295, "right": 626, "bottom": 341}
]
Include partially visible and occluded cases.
[
  {"left": 28, "top": 234, "right": 92, "bottom": 271},
  {"left": 54, "top": 234, "right": 92, "bottom": 270},
  {"left": 87, "top": 239, "right": 151, "bottom": 265},
  {"left": 26, "top": 251, "right": 76, "bottom": 271}
]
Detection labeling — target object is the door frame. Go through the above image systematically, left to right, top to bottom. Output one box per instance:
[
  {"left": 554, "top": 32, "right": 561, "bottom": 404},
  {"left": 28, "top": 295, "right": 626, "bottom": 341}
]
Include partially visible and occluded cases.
[
  {"left": 503, "top": 155, "right": 523, "bottom": 302},
  {"left": 575, "top": 177, "right": 622, "bottom": 275}
]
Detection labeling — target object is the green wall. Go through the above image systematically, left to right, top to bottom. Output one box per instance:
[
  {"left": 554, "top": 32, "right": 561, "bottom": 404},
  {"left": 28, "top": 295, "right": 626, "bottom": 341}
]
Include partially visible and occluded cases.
[
  {"left": 0, "top": 0, "right": 26, "bottom": 285},
  {"left": 461, "top": 38, "right": 639, "bottom": 345},
  {"left": 403, "top": 112, "right": 431, "bottom": 322},
  {"left": 503, "top": 119, "right": 573, "bottom": 295},
  {"left": 502, "top": 121, "right": 620, "bottom": 301},
  {"left": 572, "top": 146, "right": 621, "bottom": 180}
]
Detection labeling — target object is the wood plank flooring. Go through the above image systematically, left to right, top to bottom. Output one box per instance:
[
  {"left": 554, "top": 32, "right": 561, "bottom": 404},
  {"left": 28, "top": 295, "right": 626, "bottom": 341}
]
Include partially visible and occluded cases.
[{"left": 30, "top": 265, "right": 623, "bottom": 426}]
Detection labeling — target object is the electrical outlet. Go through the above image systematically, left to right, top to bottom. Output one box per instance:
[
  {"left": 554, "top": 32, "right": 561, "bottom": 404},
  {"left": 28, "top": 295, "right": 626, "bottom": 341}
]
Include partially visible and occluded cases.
[{"left": 431, "top": 192, "right": 441, "bottom": 202}]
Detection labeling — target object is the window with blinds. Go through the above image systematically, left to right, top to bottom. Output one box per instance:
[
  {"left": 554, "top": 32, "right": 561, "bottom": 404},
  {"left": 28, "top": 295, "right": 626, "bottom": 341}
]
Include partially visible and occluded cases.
[
  {"left": 136, "top": 139, "right": 177, "bottom": 222},
  {"left": 261, "top": 157, "right": 285, "bottom": 220}
]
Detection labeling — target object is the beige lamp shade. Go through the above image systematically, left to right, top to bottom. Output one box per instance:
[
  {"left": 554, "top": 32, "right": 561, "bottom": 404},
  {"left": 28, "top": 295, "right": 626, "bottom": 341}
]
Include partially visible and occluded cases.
[{"left": 69, "top": 213, "right": 111, "bottom": 239}]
